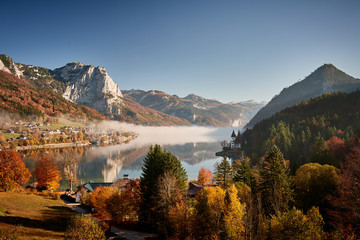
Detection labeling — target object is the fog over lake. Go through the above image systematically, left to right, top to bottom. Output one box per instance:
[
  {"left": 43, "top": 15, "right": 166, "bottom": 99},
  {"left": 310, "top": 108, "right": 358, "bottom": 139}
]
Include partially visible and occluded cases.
[{"left": 77, "top": 125, "right": 234, "bottom": 183}]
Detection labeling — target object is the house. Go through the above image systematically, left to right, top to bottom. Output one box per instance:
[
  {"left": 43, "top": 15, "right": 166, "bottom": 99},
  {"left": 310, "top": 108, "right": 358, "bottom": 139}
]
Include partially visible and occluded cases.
[
  {"left": 19, "top": 134, "right": 27, "bottom": 140},
  {"left": 75, "top": 175, "right": 133, "bottom": 202},
  {"left": 75, "top": 182, "right": 113, "bottom": 202},
  {"left": 186, "top": 182, "right": 203, "bottom": 197}
]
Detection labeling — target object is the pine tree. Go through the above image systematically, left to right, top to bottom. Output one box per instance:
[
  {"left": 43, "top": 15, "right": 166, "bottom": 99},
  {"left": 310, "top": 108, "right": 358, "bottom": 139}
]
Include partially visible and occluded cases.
[
  {"left": 139, "top": 145, "right": 187, "bottom": 228},
  {"left": 259, "top": 145, "right": 293, "bottom": 217},
  {"left": 214, "top": 156, "right": 233, "bottom": 189},
  {"left": 233, "top": 159, "right": 254, "bottom": 186}
]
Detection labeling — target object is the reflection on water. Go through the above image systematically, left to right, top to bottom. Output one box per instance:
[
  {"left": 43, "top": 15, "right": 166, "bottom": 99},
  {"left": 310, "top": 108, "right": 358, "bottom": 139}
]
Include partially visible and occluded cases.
[
  {"left": 77, "top": 126, "right": 232, "bottom": 182},
  {"left": 23, "top": 127, "right": 233, "bottom": 184}
]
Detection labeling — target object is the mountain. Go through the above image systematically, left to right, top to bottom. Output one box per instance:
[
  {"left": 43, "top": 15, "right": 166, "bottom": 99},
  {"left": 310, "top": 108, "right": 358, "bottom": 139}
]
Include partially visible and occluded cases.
[
  {"left": 0, "top": 54, "right": 122, "bottom": 119},
  {"left": 0, "top": 54, "right": 264, "bottom": 127},
  {"left": 0, "top": 55, "right": 207, "bottom": 126},
  {"left": 51, "top": 62, "right": 123, "bottom": 119},
  {"left": 246, "top": 64, "right": 360, "bottom": 129},
  {"left": 0, "top": 70, "right": 107, "bottom": 120},
  {"left": 123, "top": 90, "right": 265, "bottom": 127},
  {"left": 241, "top": 90, "right": 360, "bottom": 171},
  {"left": 119, "top": 97, "right": 191, "bottom": 126}
]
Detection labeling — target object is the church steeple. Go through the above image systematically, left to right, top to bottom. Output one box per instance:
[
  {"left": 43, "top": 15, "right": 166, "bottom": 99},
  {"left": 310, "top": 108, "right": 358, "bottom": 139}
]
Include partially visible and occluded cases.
[{"left": 231, "top": 130, "right": 236, "bottom": 139}]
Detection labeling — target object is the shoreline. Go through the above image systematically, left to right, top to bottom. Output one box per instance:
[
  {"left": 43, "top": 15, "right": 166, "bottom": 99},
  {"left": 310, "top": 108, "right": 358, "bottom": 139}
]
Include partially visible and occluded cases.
[{"left": 14, "top": 142, "right": 91, "bottom": 151}]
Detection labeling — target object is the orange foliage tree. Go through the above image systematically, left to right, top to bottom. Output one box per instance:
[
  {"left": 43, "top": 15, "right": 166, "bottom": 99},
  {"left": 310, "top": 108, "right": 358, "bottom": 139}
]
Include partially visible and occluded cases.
[
  {"left": 0, "top": 150, "right": 31, "bottom": 191},
  {"left": 35, "top": 153, "right": 61, "bottom": 190},
  {"left": 197, "top": 167, "right": 213, "bottom": 185},
  {"left": 108, "top": 180, "right": 141, "bottom": 223},
  {"left": 90, "top": 186, "right": 118, "bottom": 220}
]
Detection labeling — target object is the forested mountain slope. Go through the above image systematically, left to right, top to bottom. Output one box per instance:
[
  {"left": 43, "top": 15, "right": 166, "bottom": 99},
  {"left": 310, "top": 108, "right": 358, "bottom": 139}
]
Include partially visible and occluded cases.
[
  {"left": 246, "top": 64, "right": 360, "bottom": 129},
  {"left": 0, "top": 70, "right": 107, "bottom": 120},
  {"left": 241, "top": 91, "right": 360, "bottom": 171}
]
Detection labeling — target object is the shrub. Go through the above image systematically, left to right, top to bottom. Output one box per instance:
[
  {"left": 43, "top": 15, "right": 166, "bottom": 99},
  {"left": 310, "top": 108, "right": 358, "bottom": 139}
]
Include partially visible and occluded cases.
[{"left": 64, "top": 214, "right": 105, "bottom": 240}]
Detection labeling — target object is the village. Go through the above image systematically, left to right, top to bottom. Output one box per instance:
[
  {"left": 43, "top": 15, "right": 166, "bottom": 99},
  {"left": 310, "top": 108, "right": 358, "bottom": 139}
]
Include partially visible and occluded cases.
[{"left": 0, "top": 118, "right": 137, "bottom": 150}]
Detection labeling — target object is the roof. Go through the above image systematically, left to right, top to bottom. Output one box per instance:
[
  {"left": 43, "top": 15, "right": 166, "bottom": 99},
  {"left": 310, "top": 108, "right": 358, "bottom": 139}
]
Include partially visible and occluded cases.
[
  {"left": 231, "top": 130, "right": 236, "bottom": 138},
  {"left": 81, "top": 182, "right": 113, "bottom": 192},
  {"left": 186, "top": 182, "right": 204, "bottom": 197}
]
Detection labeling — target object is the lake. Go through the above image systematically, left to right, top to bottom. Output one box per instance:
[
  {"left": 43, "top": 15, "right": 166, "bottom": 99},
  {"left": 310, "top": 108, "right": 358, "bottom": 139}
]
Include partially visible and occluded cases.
[
  {"left": 78, "top": 125, "right": 233, "bottom": 183},
  {"left": 23, "top": 126, "right": 235, "bottom": 186}
]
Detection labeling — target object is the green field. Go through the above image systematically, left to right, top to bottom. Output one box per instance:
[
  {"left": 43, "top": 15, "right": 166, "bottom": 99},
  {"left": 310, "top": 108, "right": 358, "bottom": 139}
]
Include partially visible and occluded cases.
[
  {"left": 41, "top": 117, "right": 86, "bottom": 130},
  {"left": 0, "top": 132, "right": 20, "bottom": 140},
  {"left": 0, "top": 191, "right": 76, "bottom": 239}
]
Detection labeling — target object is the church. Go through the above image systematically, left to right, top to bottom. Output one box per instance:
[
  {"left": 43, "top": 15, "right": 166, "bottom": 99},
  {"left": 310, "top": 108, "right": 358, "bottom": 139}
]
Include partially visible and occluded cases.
[{"left": 230, "top": 130, "right": 241, "bottom": 149}]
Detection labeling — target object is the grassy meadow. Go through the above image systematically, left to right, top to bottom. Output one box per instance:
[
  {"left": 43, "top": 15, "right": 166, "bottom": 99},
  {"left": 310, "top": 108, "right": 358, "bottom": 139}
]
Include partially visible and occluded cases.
[{"left": 0, "top": 191, "right": 75, "bottom": 239}]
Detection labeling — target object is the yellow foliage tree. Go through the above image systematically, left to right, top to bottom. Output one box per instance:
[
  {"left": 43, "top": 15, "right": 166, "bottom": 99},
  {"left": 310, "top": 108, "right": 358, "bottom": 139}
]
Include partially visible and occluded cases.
[
  {"left": 223, "top": 185, "right": 246, "bottom": 239},
  {"left": 192, "top": 186, "right": 246, "bottom": 240},
  {"left": 268, "top": 206, "right": 324, "bottom": 240}
]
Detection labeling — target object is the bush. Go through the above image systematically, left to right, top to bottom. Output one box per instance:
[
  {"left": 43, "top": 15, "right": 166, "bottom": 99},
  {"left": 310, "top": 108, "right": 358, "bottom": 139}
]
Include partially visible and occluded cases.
[{"left": 64, "top": 214, "right": 105, "bottom": 240}]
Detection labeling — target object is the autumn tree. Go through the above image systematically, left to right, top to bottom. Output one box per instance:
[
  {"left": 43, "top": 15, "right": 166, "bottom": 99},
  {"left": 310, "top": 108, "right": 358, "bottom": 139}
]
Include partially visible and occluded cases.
[
  {"left": 328, "top": 136, "right": 360, "bottom": 236},
  {"left": 310, "top": 137, "right": 337, "bottom": 166},
  {"left": 139, "top": 145, "right": 187, "bottom": 228},
  {"left": 259, "top": 145, "right": 292, "bottom": 217},
  {"left": 0, "top": 150, "right": 31, "bottom": 191},
  {"left": 35, "top": 153, "right": 61, "bottom": 190},
  {"left": 214, "top": 156, "right": 233, "bottom": 189},
  {"left": 62, "top": 157, "right": 78, "bottom": 191},
  {"left": 292, "top": 163, "right": 340, "bottom": 223},
  {"left": 197, "top": 167, "right": 212, "bottom": 185},
  {"left": 154, "top": 172, "right": 183, "bottom": 238},
  {"left": 108, "top": 179, "right": 141, "bottom": 223},
  {"left": 192, "top": 185, "right": 246, "bottom": 240},
  {"left": 90, "top": 186, "right": 118, "bottom": 220},
  {"left": 168, "top": 198, "right": 193, "bottom": 239},
  {"left": 267, "top": 207, "right": 324, "bottom": 240}
]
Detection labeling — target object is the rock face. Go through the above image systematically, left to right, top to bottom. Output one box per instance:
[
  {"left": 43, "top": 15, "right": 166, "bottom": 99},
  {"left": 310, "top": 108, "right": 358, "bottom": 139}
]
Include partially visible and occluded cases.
[
  {"left": 0, "top": 54, "right": 24, "bottom": 78},
  {"left": 0, "top": 55, "right": 123, "bottom": 119},
  {"left": 51, "top": 62, "right": 123, "bottom": 119},
  {"left": 52, "top": 63, "right": 123, "bottom": 119},
  {"left": 246, "top": 64, "right": 360, "bottom": 129}
]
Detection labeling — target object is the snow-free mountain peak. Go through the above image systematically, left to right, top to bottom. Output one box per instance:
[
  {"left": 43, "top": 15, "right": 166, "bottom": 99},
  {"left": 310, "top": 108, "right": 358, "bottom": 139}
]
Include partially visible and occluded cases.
[{"left": 246, "top": 64, "right": 360, "bottom": 129}]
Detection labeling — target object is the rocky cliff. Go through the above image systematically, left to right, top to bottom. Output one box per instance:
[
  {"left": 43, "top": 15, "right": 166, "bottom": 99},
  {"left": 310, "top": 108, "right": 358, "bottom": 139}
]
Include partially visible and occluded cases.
[
  {"left": 0, "top": 55, "right": 123, "bottom": 119},
  {"left": 52, "top": 63, "right": 123, "bottom": 119}
]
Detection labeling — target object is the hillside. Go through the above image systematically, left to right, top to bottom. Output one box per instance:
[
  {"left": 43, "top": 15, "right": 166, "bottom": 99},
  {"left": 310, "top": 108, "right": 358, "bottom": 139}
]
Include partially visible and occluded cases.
[
  {"left": 246, "top": 64, "right": 360, "bottom": 129},
  {"left": 0, "top": 70, "right": 107, "bottom": 120},
  {"left": 123, "top": 90, "right": 265, "bottom": 127},
  {"left": 241, "top": 91, "right": 360, "bottom": 171},
  {"left": 119, "top": 97, "right": 192, "bottom": 126},
  {"left": 0, "top": 192, "right": 75, "bottom": 239}
]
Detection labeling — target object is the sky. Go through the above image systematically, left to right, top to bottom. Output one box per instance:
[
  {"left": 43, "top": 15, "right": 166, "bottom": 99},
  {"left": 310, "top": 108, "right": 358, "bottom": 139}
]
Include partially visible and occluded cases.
[{"left": 1, "top": 0, "right": 360, "bottom": 103}]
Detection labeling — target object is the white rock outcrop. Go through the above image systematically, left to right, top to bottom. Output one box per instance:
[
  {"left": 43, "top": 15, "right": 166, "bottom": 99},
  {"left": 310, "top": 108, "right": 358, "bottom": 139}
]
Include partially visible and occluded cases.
[{"left": 53, "top": 62, "right": 123, "bottom": 118}]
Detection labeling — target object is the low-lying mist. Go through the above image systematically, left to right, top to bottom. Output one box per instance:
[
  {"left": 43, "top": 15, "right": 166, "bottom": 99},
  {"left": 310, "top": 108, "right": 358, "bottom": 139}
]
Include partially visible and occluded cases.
[{"left": 96, "top": 121, "right": 233, "bottom": 148}]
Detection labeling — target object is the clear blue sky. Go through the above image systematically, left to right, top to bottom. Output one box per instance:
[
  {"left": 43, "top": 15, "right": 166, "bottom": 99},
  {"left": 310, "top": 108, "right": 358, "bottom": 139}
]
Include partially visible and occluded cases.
[{"left": 1, "top": 0, "right": 360, "bottom": 103}]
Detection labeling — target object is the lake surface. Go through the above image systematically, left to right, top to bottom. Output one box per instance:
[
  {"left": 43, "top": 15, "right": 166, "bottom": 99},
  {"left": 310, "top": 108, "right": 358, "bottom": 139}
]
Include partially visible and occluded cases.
[
  {"left": 23, "top": 126, "right": 234, "bottom": 185},
  {"left": 77, "top": 126, "right": 233, "bottom": 183}
]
